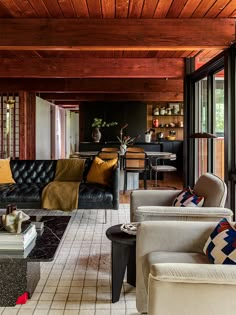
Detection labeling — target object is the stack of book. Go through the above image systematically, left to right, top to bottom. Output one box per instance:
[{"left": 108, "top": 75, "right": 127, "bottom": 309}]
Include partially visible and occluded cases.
[{"left": 0, "top": 223, "right": 37, "bottom": 258}]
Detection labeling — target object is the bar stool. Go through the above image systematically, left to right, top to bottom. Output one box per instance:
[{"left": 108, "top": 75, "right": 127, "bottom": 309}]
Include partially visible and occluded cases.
[
  {"left": 101, "top": 147, "right": 119, "bottom": 152},
  {"left": 126, "top": 147, "right": 144, "bottom": 152},
  {"left": 97, "top": 151, "right": 119, "bottom": 160},
  {"left": 123, "top": 151, "right": 148, "bottom": 193},
  {"left": 149, "top": 153, "right": 177, "bottom": 189}
]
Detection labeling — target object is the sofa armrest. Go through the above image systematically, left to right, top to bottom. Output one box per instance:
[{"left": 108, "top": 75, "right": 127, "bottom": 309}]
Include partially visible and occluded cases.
[
  {"left": 130, "top": 190, "right": 181, "bottom": 221},
  {"left": 135, "top": 206, "right": 233, "bottom": 222},
  {"left": 150, "top": 263, "right": 236, "bottom": 284}
]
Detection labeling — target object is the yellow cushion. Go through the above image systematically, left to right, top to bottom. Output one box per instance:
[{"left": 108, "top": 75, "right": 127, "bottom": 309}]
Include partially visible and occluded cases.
[
  {"left": 87, "top": 156, "right": 118, "bottom": 186},
  {"left": 0, "top": 159, "right": 15, "bottom": 184},
  {"left": 54, "top": 159, "right": 85, "bottom": 181}
]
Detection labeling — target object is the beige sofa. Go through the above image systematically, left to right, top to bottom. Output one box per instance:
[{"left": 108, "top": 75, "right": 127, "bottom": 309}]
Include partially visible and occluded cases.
[
  {"left": 130, "top": 173, "right": 233, "bottom": 222},
  {"left": 136, "top": 221, "right": 236, "bottom": 315}
]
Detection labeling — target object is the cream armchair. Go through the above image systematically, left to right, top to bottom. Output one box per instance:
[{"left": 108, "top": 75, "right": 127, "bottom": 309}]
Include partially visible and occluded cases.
[
  {"left": 130, "top": 172, "right": 233, "bottom": 222},
  {"left": 136, "top": 221, "right": 236, "bottom": 315}
]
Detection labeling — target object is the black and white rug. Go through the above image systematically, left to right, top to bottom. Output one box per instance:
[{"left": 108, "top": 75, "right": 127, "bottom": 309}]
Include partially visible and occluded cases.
[{"left": 0, "top": 205, "right": 138, "bottom": 315}]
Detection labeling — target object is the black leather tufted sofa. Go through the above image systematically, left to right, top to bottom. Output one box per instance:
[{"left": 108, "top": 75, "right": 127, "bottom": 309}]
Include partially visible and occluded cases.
[{"left": 0, "top": 159, "right": 120, "bottom": 210}]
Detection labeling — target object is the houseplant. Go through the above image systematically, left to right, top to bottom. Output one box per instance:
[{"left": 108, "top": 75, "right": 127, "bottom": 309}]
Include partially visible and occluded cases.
[
  {"left": 91, "top": 118, "right": 118, "bottom": 142},
  {"left": 117, "top": 124, "right": 140, "bottom": 153}
]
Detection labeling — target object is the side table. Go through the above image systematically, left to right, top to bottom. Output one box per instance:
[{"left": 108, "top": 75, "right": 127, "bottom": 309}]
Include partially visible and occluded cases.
[{"left": 106, "top": 224, "right": 136, "bottom": 303}]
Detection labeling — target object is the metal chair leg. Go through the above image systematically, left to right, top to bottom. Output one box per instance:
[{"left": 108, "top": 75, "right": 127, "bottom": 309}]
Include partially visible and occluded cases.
[
  {"left": 155, "top": 170, "right": 158, "bottom": 187},
  {"left": 123, "top": 171, "right": 127, "bottom": 194},
  {"left": 144, "top": 171, "right": 147, "bottom": 189},
  {"left": 103, "top": 210, "right": 107, "bottom": 224}
]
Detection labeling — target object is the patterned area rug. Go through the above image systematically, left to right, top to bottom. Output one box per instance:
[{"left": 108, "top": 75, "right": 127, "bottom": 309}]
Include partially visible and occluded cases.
[{"left": 0, "top": 205, "right": 138, "bottom": 315}]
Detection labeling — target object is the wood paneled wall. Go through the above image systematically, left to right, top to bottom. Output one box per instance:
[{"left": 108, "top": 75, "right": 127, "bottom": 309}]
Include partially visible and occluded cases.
[{"left": 19, "top": 91, "right": 36, "bottom": 159}]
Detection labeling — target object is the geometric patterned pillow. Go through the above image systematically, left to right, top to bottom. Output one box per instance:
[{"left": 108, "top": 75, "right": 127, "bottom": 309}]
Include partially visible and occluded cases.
[
  {"left": 172, "top": 186, "right": 204, "bottom": 207},
  {"left": 203, "top": 218, "right": 236, "bottom": 264}
]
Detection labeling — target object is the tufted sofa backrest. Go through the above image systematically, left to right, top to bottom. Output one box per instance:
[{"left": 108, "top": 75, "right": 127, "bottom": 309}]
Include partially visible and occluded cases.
[{"left": 10, "top": 160, "right": 57, "bottom": 185}]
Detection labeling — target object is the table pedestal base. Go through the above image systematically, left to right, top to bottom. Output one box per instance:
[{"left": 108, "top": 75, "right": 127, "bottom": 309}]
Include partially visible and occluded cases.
[
  {"left": 111, "top": 241, "right": 136, "bottom": 303},
  {"left": 0, "top": 260, "right": 40, "bottom": 306}
]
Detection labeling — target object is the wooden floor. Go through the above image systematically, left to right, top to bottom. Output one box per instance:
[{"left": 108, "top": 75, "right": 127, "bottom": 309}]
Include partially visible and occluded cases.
[{"left": 120, "top": 172, "right": 184, "bottom": 203}]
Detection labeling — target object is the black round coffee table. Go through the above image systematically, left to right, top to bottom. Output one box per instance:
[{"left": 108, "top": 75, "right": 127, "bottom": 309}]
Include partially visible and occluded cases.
[{"left": 106, "top": 224, "right": 136, "bottom": 303}]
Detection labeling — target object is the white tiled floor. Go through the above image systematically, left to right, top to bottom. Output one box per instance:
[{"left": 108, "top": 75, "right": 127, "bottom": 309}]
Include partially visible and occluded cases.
[{"left": 0, "top": 205, "right": 139, "bottom": 315}]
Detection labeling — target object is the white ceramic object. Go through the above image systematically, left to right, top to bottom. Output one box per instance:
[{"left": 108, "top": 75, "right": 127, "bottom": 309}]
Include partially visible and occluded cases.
[
  {"left": 145, "top": 134, "right": 151, "bottom": 142},
  {"left": 120, "top": 222, "right": 138, "bottom": 235}
]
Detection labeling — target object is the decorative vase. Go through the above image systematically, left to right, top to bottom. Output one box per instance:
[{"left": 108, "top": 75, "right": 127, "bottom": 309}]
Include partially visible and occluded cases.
[
  {"left": 153, "top": 119, "right": 159, "bottom": 128},
  {"left": 91, "top": 127, "right": 101, "bottom": 142},
  {"left": 145, "top": 134, "right": 151, "bottom": 143},
  {"left": 120, "top": 144, "right": 127, "bottom": 154}
]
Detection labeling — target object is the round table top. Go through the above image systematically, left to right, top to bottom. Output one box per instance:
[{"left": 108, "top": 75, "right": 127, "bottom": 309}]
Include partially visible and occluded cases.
[
  {"left": 78, "top": 151, "right": 172, "bottom": 157},
  {"left": 106, "top": 224, "right": 136, "bottom": 246}
]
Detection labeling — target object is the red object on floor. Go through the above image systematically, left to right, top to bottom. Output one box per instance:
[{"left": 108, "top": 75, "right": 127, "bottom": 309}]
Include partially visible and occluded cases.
[{"left": 16, "top": 292, "right": 28, "bottom": 304}]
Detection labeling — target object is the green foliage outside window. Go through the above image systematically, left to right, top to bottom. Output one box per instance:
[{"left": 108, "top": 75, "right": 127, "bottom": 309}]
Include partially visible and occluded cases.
[{"left": 215, "top": 88, "right": 224, "bottom": 133}]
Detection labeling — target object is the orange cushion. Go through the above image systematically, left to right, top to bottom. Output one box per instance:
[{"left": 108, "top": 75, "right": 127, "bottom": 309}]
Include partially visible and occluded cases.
[
  {"left": 87, "top": 156, "right": 118, "bottom": 186},
  {"left": 0, "top": 159, "right": 15, "bottom": 184}
]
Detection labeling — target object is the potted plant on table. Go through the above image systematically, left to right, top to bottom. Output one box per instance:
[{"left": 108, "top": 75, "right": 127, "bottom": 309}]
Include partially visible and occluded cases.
[
  {"left": 91, "top": 118, "right": 118, "bottom": 142},
  {"left": 117, "top": 124, "right": 140, "bottom": 154}
]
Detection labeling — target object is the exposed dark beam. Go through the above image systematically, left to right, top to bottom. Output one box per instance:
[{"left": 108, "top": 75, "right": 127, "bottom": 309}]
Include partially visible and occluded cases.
[
  {"left": 0, "top": 19, "right": 234, "bottom": 50},
  {"left": 0, "top": 58, "right": 184, "bottom": 78},
  {"left": 0, "top": 78, "right": 183, "bottom": 92},
  {"left": 41, "top": 90, "right": 183, "bottom": 101},
  {"left": 52, "top": 92, "right": 183, "bottom": 102}
]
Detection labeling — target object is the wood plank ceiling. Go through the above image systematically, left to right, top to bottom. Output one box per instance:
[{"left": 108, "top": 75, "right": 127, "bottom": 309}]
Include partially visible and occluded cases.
[{"left": 0, "top": 0, "right": 235, "bottom": 106}]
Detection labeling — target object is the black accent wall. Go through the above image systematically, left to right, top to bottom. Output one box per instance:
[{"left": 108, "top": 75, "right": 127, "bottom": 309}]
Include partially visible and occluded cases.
[{"left": 80, "top": 101, "right": 147, "bottom": 142}]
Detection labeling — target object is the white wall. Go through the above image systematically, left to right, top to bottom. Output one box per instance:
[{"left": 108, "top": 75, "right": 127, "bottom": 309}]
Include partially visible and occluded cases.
[
  {"left": 36, "top": 96, "right": 51, "bottom": 159},
  {"left": 36, "top": 98, "right": 79, "bottom": 159},
  {"left": 65, "top": 111, "right": 71, "bottom": 157},
  {"left": 68, "top": 112, "right": 79, "bottom": 154}
]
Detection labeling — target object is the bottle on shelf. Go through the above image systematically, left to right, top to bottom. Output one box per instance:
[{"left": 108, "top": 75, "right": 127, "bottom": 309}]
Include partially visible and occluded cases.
[{"left": 153, "top": 119, "right": 159, "bottom": 127}]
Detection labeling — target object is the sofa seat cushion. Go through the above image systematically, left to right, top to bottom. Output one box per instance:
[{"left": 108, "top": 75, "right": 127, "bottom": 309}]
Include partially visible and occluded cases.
[
  {"left": 78, "top": 182, "right": 113, "bottom": 209},
  {"left": 0, "top": 183, "right": 44, "bottom": 204},
  {"left": 142, "top": 251, "right": 210, "bottom": 290}
]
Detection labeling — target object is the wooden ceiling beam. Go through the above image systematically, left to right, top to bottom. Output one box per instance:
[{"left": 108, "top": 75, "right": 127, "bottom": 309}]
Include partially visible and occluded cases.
[
  {"left": 0, "top": 19, "right": 234, "bottom": 50},
  {"left": 0, "top": 58, "right": 184, "bottom": 78},
  {"left": 0, "top": 78, "right": 183, "bottom": 92},
  {"left": 41, "top": 90, "right": 183, "bottom": 100},
  {"left": 51, "top": 92, "right": 183, "bottom": 102}
]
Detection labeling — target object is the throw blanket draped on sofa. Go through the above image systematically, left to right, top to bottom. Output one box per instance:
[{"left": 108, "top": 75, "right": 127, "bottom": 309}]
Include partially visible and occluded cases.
[{"left": 42, "top": 159, "right": 85, "bottom": 211}]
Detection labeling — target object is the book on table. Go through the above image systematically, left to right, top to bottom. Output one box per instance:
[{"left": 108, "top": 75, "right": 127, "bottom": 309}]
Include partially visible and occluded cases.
[
  {"left": 0, "top": 223, "right": 37, "bottom": 251},
  {"left": 0, "top": 238, "right": 37, "bottom": 258}
]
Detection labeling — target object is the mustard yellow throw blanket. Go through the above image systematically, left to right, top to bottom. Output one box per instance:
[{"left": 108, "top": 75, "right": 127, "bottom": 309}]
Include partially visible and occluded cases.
[{"left": 42, "top": 159, "right": 85, "bottom": 211}]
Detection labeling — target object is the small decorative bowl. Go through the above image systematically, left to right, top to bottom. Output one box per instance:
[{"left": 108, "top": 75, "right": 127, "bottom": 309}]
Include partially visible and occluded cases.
[
  {"left": 166, "top": 136, "right": 176, "bottom": 141},
  {"left": 120, "top": 223, "right": 138, "bottom": 235}
]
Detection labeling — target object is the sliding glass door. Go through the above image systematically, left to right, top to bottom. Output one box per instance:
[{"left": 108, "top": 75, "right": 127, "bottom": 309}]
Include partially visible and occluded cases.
[
  {"left": 186, "top": 46, "right": 236, "bottom": 215},
  {"left": 193, "top": 68, "right": 224, "bottom": 181},
  {"left": 213, "top": 70, "right": 224, "bottom": 179},
  {"left": 195, "top": 77, "right": 208, "bottom": 178}
]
